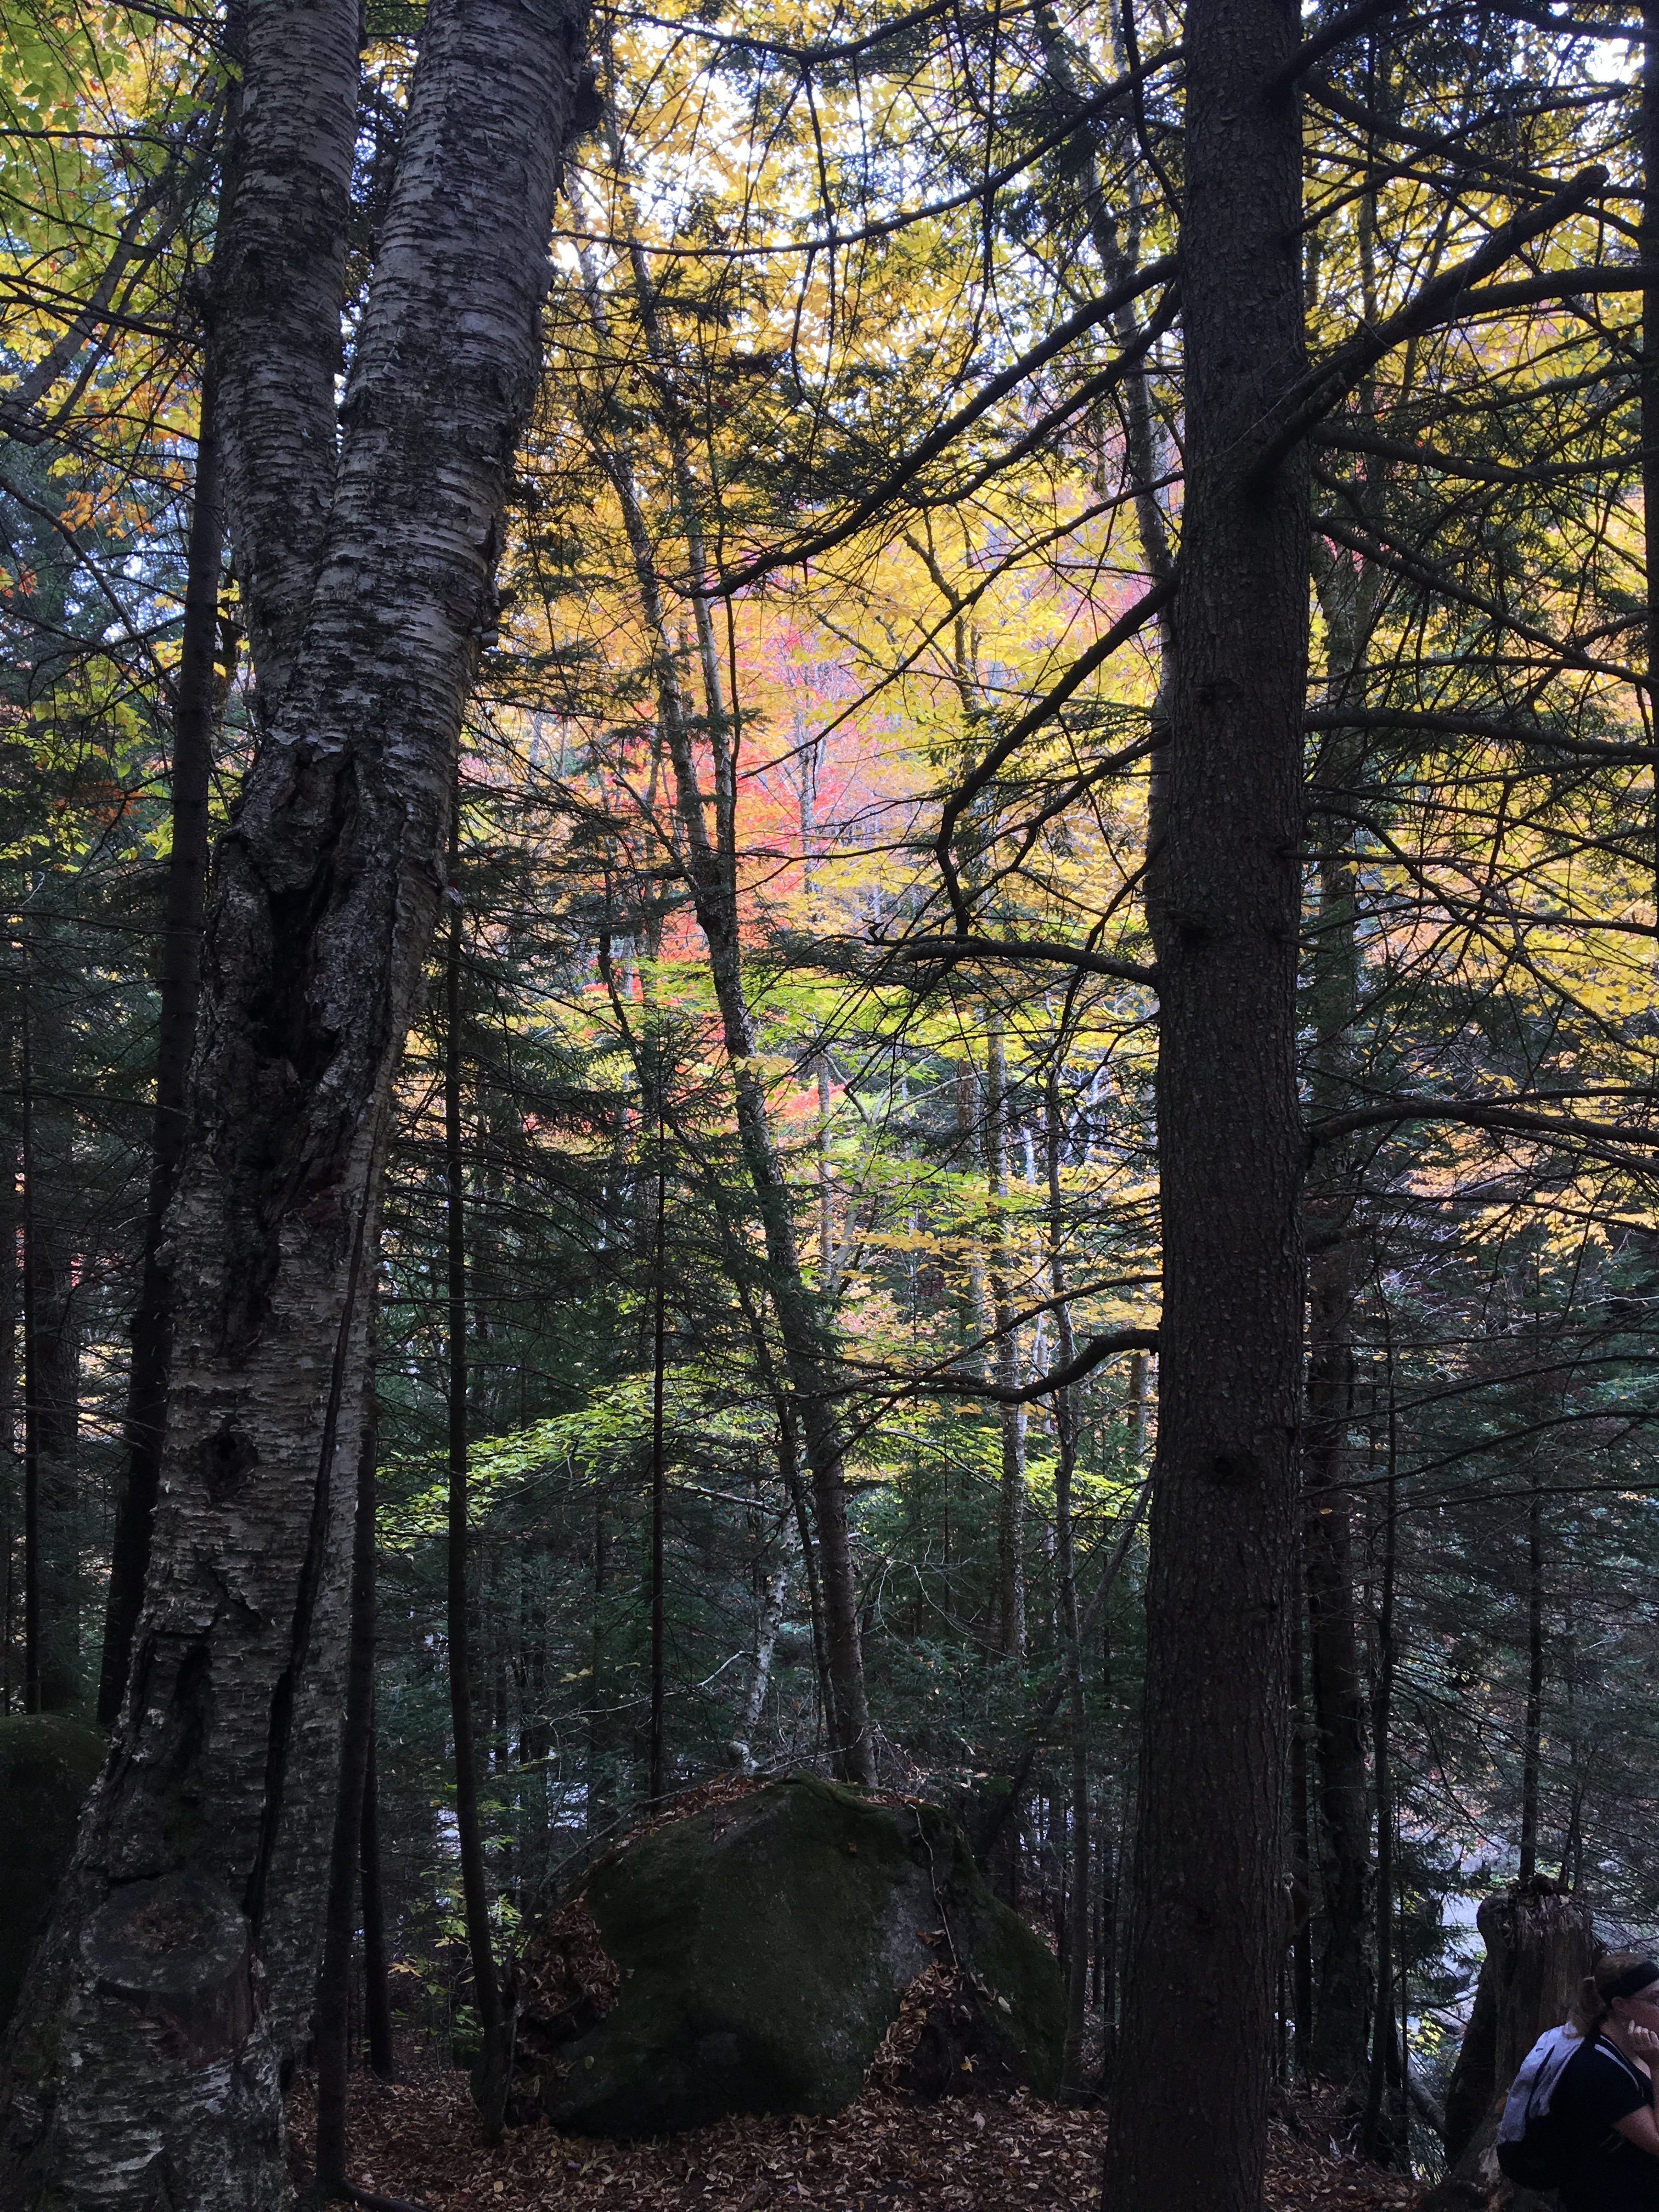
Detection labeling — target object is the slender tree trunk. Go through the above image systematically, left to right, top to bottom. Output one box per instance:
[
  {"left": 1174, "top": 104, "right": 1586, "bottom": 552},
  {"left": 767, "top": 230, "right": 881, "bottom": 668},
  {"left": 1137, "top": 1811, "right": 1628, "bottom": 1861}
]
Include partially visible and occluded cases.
[
  {"left": 1644, "top": 2, "right": 1659, "bottom": 912},
  {"left": 0, "top": 8, "right": 591, "bottom": 2203},
  {"left": 1102, "top": 10, "right": 1309, "bottom": 2212},
  {"left": 577, "top": 352, "right": 872, "bottom": 1785},
  {"left": 100, "top": 357, "right": 227, "bottom": 1729},
  {"left": 1303, "top": 545, "right": 1375, "bottom": 2090},
  {"left": 445, "top": 872, "right": 509, "bottom": 2143},
  {"left": 20, "top": 956, "right": 79, "bottom": 1717},
  {"left": 18, "top": 968, "right": 37, "bottom": 1717},
  {"left": 986, "top": 1015, "right": 1025, "bottom": 1660},
  {"left": 1046, "top": 1077, "right": 1090, "bottom": 2095},
  {"left": 647, "top": 1120, "right": 667, "bottom": 1804},
  {"left": 0, "top": 1127, "right": 15, "bottom": 1713},
  {"left": 1304, "top": 1240, "right": 1370, "bottom": 2085},
  {"left": 315, "top": 1366, "right": 380, "bottom": 2195},
  {"left": 1363, "top": 1472, "right": 1401, "bottom": 2164},
  {"left": 1519, "top": 1479, "right": 1545, "bottom": 1884},
  {"left": 586, "top": 1501, "right": 611, "bottom": 1844},
  {"left": 1287, "top": 1538, "right": 1314, "bottom": 2077},
  {"left": 730, "top": 1547, "right": 790, "bottom": 1775},
  {"left": 360, "top": 1719, "right": 394, "bottom": 2081}
]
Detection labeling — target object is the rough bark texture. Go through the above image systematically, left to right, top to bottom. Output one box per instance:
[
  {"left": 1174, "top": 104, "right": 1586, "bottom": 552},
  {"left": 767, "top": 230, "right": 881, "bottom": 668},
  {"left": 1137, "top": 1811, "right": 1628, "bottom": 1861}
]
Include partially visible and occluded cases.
[
  {"left": 210, "top": 0, "right": 360, "bottom": 720},
  {"left": 0, "top": 5, "right": 590, "bottom": 2205},
  {"left": 1101, "top": 7, "right": 1309, "bottom": 2212},
  {"left": 100, "top": 361, "right": 227, "bottom": 1730}
]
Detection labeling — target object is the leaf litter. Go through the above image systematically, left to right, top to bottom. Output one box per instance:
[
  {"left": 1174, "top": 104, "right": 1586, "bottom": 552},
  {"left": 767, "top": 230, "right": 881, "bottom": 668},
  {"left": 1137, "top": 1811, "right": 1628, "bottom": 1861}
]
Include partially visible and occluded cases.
[{"left": 290, "top": 1973, "right": 1425, "bottom": 2212}]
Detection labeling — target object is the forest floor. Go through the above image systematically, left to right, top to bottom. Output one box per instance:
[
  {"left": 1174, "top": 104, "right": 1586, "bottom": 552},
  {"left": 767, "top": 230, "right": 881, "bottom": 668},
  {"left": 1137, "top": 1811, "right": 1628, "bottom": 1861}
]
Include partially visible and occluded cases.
[{"left": 291, "top": 2021, "right": 1427, "bottom": 2212}]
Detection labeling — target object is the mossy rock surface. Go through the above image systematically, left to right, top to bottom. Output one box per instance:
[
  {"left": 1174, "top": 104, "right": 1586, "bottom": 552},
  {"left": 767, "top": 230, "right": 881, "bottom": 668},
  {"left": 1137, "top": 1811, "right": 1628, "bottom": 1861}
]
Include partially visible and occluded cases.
[
  {"left": 0, "top": 1714, "right": 104, "bottom": 2030},
  {"left": 525, "top": 1774, "right": 1064, "bottom": 2137}
]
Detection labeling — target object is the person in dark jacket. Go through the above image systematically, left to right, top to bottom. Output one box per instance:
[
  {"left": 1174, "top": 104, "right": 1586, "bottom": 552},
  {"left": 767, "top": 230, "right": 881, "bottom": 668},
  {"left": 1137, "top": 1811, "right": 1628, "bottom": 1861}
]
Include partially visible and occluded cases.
[{"left": 1552, "top": 1953, "right": 1659, "bottom": 2212}]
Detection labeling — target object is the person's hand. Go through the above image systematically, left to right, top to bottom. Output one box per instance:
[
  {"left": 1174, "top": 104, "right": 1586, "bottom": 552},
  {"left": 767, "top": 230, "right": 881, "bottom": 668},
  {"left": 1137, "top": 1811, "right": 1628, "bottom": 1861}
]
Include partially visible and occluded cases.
[{"left": 1627, "top": 2025, "right": 1659, "bottom": 2063}]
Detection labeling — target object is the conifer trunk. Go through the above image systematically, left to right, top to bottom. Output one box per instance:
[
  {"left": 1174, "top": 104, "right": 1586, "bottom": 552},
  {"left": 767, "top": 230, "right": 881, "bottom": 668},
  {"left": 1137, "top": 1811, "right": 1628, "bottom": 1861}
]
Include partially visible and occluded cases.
[
  {"left": 0, "top": 6, "right": 591, "bottom": 2203},
  {"left": 1102, "top": 6, "right": 1309, "bottom": 2209}
]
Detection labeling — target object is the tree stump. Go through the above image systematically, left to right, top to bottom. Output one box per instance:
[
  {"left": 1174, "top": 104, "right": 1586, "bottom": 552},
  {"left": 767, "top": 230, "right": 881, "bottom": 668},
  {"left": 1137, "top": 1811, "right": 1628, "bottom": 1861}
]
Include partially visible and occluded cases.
[{"left": 1425, "top": 1877, "right": 1600, "bottom": 2212}]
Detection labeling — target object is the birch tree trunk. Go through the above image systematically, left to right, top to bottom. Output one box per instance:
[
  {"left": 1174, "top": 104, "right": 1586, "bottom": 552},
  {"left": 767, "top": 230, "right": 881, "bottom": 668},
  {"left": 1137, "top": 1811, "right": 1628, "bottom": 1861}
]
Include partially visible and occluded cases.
[
  {"left": 211, "top": 0, "right": 361, "bottom": 726},
  {"left": 0, "top": 4, "right": 590, "bottom": 2204},
  {"left": 1102, "top": 5, "right": 1310, "bottom": 2210},
  {"left": 100, "top": 359, "right": 227, "bottom": 1729}
]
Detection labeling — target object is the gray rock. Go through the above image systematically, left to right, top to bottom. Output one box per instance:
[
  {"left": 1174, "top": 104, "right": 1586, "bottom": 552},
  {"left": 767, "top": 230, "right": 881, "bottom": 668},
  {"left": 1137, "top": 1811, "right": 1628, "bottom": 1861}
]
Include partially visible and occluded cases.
[{"left": 519, "top": 1774, "right": 1064, "bottom": 2138}]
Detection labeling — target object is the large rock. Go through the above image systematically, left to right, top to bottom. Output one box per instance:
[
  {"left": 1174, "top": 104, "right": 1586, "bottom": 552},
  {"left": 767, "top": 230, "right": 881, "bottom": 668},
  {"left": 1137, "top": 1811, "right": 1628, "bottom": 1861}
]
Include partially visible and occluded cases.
[
  {"left": 0, "top": 1714, "right": 104, "bottom": 2030},
  {"left": 516, "top": 1775, "right": 1065, "bottom": 2137}
]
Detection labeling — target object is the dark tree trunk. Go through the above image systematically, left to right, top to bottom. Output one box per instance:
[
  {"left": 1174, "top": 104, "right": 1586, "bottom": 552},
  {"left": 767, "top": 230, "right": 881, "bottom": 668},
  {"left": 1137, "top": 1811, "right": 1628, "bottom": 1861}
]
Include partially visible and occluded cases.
[
  {"left": 212, "top": 0, "right": 358, "bottom": 725},
  {"left": 1645, "top": 3, "right": 1659, "bottom": 918},
  {"left": 0, "top": 5, "right": 591, "bottom": 2203},
  {"left": 1101, "top": 8, "right": 1309, "bottom": 2212},
  {"left": 99, "top": 358, "right": 226, "bottom": 1730},
  {"left": 1304, "top": 545, "right": 1374, "bottom": 2090},
  {"left": 445, "top": 875, "right": 509, "bottom": 2143},
  {"left": 20, "top": 961, "right": 80, "bottom": 1718},
  {"left": 18, "top": 979, "right": 36, "bottom": 1717},
  {"left": 1045, "top": 1078, "right": 1090, "bottom": 2094},
  {"left": 647, "top": 1127, "right": 666, "bottom": 1804},
  {"left": 1304, "top": 1249, "right": 1371, "bottom": 2086},
  {"left": 314, "top": 1369, "right": 380, "bottom": 2194},
  {"left": 1362, "top": 1476, "right": 1402, "bottom": 2165},
  {"left": 1519, "top": 1481, "right": 1545, "bottom": 1885},
  {"left": 586, "top": 1502, "right": 611, "bottom": 1845},
  {"left": 1287, "top": 1545, "right": 1314, "bottom": 2076},
  {"left": 360, "top": 1719, "right": 394, "bottom": 2081}
]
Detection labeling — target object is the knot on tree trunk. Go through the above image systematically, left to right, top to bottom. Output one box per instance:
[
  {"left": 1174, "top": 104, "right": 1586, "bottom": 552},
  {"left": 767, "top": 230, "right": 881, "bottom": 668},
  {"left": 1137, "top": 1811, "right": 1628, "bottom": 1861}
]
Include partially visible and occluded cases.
[{"left": 81, "top": 1872, "right": 257, "bottom": 2068}]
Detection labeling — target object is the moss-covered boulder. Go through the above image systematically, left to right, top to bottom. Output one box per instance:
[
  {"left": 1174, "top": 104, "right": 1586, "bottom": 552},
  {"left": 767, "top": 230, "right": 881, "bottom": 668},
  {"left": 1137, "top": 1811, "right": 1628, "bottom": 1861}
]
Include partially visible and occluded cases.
[
  {"left": 0, "top": 1713, "right": 104, "bottom": 2030},
  {"left": 517, "top": 1775, "right": 1064, "bottom": 2137}
]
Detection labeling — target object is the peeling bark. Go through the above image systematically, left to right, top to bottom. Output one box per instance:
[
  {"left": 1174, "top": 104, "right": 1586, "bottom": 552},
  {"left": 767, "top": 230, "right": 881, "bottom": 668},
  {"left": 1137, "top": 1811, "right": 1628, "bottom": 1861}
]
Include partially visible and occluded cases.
[{"left": 0, "top": 5, "right": 591, "bottom": 2205}]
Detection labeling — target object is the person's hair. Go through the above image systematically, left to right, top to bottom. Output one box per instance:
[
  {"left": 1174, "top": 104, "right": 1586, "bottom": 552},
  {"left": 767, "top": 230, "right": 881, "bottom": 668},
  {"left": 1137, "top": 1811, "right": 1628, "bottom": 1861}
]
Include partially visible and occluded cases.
[{"left": 1568, "top": 1953, "right": 1659, "bottom": 2038}]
